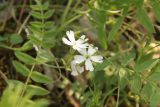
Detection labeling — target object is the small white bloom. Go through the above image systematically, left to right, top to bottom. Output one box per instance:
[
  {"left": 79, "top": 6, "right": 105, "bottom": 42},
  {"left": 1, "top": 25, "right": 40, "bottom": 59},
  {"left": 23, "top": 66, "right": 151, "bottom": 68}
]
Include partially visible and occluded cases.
[
  {"left": 62, "top": 31, "right": 88, "bottom": 51},
  {"left": 74, "top": 46, "right": 103, "bottom": 71},
  {"left": 71, "top": 60, "right": 84, "bottom": 76}
]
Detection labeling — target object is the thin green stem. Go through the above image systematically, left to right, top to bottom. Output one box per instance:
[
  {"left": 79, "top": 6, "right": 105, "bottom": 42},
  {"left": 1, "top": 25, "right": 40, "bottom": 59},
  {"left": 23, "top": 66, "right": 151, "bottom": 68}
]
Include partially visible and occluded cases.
[
  {"left": 61, "top": 0, "right": 73, "bottom": 24},
  {"left": 57, "top": 9, "right": 90, "bottom": 34},
  {"left": 17, "top": 13, "right": 31, "bottom": 35},
  {"left": 16, "top": 64, "right": 35, "bottom": 107},
  {"left": 0, "top": 70, "right": 8, "bottom": 83},
  {"left": 116, "top": 85, "right": 120, "bottom": 107}
]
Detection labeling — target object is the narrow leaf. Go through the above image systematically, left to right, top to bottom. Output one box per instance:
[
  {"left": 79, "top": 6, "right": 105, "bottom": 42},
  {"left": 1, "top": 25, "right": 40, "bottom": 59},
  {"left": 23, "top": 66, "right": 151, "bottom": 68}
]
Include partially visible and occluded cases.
[
  {"left": 151, "top": 0, "right": 160, "bottom": 22},
  {"left": 30, "top": 2, "right": 49, "bottom": 11},
  {"left": 137, "top": 7, "right": 155, "bottom": 33},
  {"left": 44, "top": 10, "right": 54, "bottom": 19},
  {"left": 31, "top": 11, "right": 43, "bottom": 19},
  {"left": 108, "top": 17, "right": 124, "bottom": 42},
  {"left": 30, "top": 21, "right": 44, "bottom": 28},
  {"left": 10, "top": 34, "right": 23, "bottom": 45},
  {"left": 29, "top": 35, "right": 42, "bottom": 46},
  {"left": 16, "top": 41, "right": 33, "bottom": 51},
  {"left": 36, "top": 49, "right": 53, "bottom": 63},
  {"left": 15, "top": 51, "right": 36, "bottom": 64},
  {"left": 134, "top": 58, "right": 159, "bottom": 72},
  {"left": 12, "top": 61, "right": 29, "bottom": 76},
  {"left": 31, "top": 71, "right": 53, "bottom": 84},
  {"left": 130, "top": 76, "right": 142, "bottom": 94},
  {"left": 27, "top": 85, "right": 49, "bottom": 96},
  {"left": 150, "top": 91, "right": 160, "bottom": 107}
]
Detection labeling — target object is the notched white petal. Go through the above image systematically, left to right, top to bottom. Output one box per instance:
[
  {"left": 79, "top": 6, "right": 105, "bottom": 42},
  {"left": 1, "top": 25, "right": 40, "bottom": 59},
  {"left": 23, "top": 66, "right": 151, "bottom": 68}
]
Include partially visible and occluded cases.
[
  {"left": 66, "top": 30, "right": 75, "bottom": 42},
  {"left": 62, "top": 37, "right": 72, "bottom": 45},
  {"left": 88, "top": 46, "right": 97, "bottom": 55},
  {"left": 78, "top": 48, "right": 87, "bottom": 55},
  {"left": 74, "top": 55, "right": 86, "bottom": 63},
  {"left": 90, "top": 55, "right": 103, "bottom": 63},
  {"left": 85, "top": 59, "right": 94, "bottom": 71},
  {"left": 71, "top": 60, "right": 84, "bottom": 76}
]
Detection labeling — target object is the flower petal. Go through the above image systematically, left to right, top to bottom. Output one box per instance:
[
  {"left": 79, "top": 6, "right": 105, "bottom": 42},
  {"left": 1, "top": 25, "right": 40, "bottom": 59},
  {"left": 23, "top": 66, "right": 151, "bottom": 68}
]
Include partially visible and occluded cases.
[
  {"left": 66, "top": 31, "right": 75, "bottom": 42},
  {"left": 77, "top": 35, "right": 88, "bottom": 44},
  {"left": 62, "top": 37, "right": 72, "bottom": 45},
  {"left": 78, "top": 43, "right": 88, "bottom": 48},
  {"left": 72, "top": 45, "right": 80, "bottom": 51},
  {"left": 88, "top": 46, "right": 98, "bottom": 55},
  {"left": 78, "top": 48, "right": 87, "bottom": 55},
  {"left": 74, "top": 55, "right": 86, "bottom": 63},
  {"left": 90, "top": 55, "right": 103, "bottom": 63},
  {"left": 85, "top": 59, "right": 94, "bottom": 71},
  {"left": 71, "top": 60, "right": 84, "bottom": 76}
]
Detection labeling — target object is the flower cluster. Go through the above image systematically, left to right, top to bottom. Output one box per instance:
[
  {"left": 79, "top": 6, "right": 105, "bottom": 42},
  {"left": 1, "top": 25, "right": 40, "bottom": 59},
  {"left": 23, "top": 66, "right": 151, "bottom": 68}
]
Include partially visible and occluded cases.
[{"left": 63, "top": 31, "right": 103, "bottom": 76}]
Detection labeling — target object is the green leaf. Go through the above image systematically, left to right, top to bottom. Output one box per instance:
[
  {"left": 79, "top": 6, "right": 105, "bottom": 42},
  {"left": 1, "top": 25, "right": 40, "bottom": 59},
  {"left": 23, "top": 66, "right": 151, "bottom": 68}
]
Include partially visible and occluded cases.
[
  {"left": 151, "top": 0, "right": 160, "bottom": 22},
  {"left": 30, "top": 2, "right": 49, "bottom": 11},
  {"left": 137, "top": 7, "right": 155, "bottom": 33},
  {"left": 96, "top": 8, "right": 107, "bottom": 49},
  {"left": 44, "top": 10, "right": 54, "bottom": 19},
  {"left": 31, "top": 11, "right": 43, "bottom": 19},
  {"left": 108, "top": 17, "right": 124, "bottom": 42},
  {"left": 30, "top": 21, "right": 44, "bottom": 28},
  {"left": 44, "top": 21, "right": 54, "bottom": 29},
  {"left": 29, "top": 25, "right": 42, "bottom": 36},
  {"left": 97, "top": 25, "right": 107, "bottom": 49},
  {"left": 44, "top": 29, "right": 56, "bottom": 38},
  {"left": 10, "top": 34, "right": 23, "bottom": 45},
  {"left": 29, "top": 35, "right": 42, "bottom": 46},
  {"left": 16, "top": 41, "right": 33, "bottom": 51},
  {"left": 42, "top": 41, "right": 55, "bottom": 48},
  {"left": 36, "top": 49, "right": 53, "bottom": 63},
  {"left": 120, "top": 50, "right": 135, "bottom": 66},
  {"left": 15, "top": 51, "right": 36, "bottom": 64},
  {"left": 94, "top": 54, "right": 120, "bottom": 72},
  {"left": 134, "top": 58, "right": 159, "bottom": 72},
  {"left": 94, "top": 59, "right": 112, "bottom": 72},
  {"left": 12, "top": 61, "right": 29, "bottom": 76},
  {"left": 31, "top": 71, "right": 53, "bottom": 84},
  {"left": 130, "top": 76, "right": 142, "bottom": 94},
  {"left": 7, "top": 79, "right": 24, "bottom": 86},
  {"left": 140, "top": 83, "right": 155, "bottom": 102},
  {"left": 27, "top": 85, "right": 49, "bottom": 96},
  {"left": 150, "top": 91, "right": 160, "bottom": 107},
  {"left": 29, "top": 99, "right": 49, "bottom": 107}
]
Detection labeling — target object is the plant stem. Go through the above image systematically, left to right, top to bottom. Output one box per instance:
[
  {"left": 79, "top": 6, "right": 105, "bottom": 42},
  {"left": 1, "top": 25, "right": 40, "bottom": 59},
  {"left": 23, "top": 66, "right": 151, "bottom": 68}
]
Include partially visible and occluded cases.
[
  {"left": 61, "top": 0, "right": 73, "bottom": 24},
  {"left": 16, "top": 64, "right": 35, "bottom": 107}
]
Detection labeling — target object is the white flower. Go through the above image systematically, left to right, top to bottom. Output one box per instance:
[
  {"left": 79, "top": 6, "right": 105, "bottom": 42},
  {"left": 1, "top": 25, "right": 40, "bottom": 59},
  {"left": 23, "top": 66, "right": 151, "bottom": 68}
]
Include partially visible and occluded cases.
[
  {"left": 62, "top": 31, "right": 88, "bottom": 51},
  {"left": 74, "top": 46, "right": 103, "bottom": 71},
  {"left": 71, "top": 60, "right": 84, "bottom": 76}
]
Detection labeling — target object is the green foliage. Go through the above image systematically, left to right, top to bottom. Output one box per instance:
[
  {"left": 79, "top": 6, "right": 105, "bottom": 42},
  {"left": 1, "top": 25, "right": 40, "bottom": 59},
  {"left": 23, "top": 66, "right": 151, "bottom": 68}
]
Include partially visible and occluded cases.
[
  {"left": 1, "top": 0, "right": 160, "bottom": 106},
  {"left": 151, "top": 0, "right": 160, "bottom": 22},
  {"left": 10, "top": 1, "right": 54, "bottom": 106},
  {"left": 137, "top": 7, "right": 155, "bottom": 33},
  {"left": 10, "top": 34, "right": 23, "bottom": 45},
  {"left": 15, "top": 51, "right": 36, "bottom": 64},
  {"left": 134, "top": 54, "right": 159, "bottom": 72},
  {"left": 13, "top": 61, "right": 30, "bottom": 76},
  {"left": 31, "top": 71, "right": 53, "bottom": 84},
  {"left": 0, "top": 82, "right": 49, "bottom": 107},
  {"left": 26, "top": 85, "right": 49, "bottom": 96}
]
